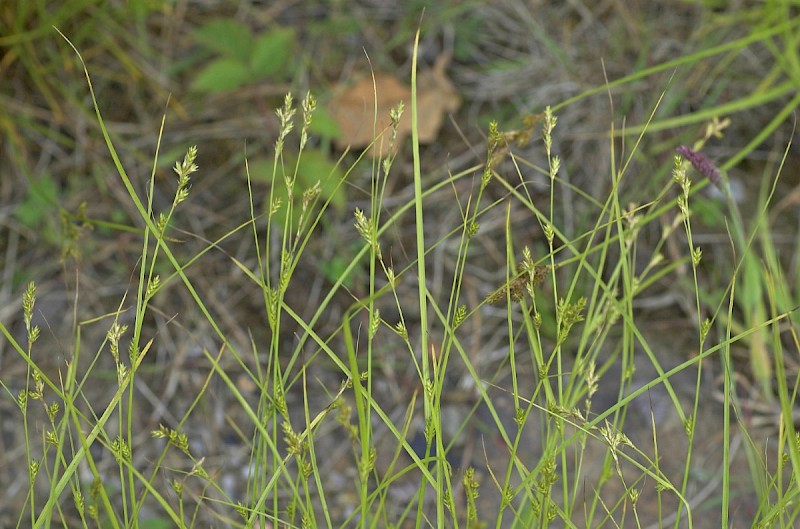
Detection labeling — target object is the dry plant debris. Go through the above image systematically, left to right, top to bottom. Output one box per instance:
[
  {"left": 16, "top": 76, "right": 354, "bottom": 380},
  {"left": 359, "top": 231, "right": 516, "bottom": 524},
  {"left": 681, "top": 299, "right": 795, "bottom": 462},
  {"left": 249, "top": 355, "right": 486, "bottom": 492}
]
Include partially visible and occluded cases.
[{"left": 328, "top": 54, "right": 461, "bottom": 157}]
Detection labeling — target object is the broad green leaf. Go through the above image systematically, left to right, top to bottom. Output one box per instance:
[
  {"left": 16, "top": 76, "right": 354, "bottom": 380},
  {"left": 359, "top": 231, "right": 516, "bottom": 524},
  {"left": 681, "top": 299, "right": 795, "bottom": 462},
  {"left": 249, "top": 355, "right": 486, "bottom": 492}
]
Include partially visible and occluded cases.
[
  {"left": 192, "top": 19, "right": 253, "bottom": 62},
  {"left": 249, "top": 27, "right": 295, "bottom": 78},
  {"left": 191, "top": 58, "right": 251, "bottom": 92},
  {"left": 308, "top": 104, "right": 342, "bottom": 140}
]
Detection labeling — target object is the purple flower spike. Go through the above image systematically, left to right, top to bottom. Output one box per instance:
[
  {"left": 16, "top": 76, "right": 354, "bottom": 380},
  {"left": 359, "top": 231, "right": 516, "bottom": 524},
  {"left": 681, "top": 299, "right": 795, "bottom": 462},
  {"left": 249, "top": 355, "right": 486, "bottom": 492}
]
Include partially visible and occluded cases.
[{"left": 676, "top": 145, "right": 722, "bottom": 188}]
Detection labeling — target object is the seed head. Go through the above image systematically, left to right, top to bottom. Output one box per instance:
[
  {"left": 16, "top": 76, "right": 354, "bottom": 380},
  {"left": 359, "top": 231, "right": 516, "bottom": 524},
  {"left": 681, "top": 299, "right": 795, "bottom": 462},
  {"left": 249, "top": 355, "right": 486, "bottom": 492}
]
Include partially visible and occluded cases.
[{"left": 676, "top": 145, "right": 722, "bottom": 189}]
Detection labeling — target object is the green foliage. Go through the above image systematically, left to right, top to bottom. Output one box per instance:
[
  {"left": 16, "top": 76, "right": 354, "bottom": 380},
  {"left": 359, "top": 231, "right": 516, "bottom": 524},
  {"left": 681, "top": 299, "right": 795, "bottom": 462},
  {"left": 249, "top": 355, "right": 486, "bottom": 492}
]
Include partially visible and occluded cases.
[
  {"left": 120, "top": 0, "right": 164, "bottom": 23},
  {"left": 192, "top": 19, "right": 254, "bottom": 61},
  {"left": 191, "top": 20, "right": 296, "bottom": 92},
  {"left": 306, "top": 104, "right": 342, "bottom": 141},
  {"left": 249, "top": 147, "right": 346, "bottom": 231},
  {"left": 15, "top": 173, "right": 58, "bottom": 232},
  {"left": 692, "top": 196, "right": 728, "bottom": 228},
  {"left": 318, "top": 252, "right": 357, "bottom": 287},
  {"left": 137, "top": 518, "right": 173, "bottom": 529}
]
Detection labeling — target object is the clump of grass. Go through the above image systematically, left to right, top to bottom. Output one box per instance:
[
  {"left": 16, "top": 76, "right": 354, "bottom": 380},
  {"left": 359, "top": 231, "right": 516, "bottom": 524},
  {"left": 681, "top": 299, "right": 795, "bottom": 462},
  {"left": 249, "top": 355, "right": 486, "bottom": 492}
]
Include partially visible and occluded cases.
[{"left": 5, "top": 6, "right": 800, "bottom": 529}]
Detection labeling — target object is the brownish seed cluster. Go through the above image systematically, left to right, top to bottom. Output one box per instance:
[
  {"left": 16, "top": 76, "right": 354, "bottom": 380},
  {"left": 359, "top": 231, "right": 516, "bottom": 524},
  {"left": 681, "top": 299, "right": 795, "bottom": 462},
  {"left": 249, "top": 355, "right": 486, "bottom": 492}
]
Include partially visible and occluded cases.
[{"left": 485, "top": 265, "right": 551, "bottom": 304}]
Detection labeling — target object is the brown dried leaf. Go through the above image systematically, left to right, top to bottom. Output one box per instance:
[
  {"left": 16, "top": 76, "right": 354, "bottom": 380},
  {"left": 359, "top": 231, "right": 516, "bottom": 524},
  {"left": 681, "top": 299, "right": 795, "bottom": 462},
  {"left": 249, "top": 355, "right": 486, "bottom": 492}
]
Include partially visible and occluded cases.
[
  {"left": 328, "top": 54, "right": 461, "bottom": 158},
  {"left": 415, "top": 54, "right": 461, "bottom": 143},
  {"left": 328, "top": 73, "right": 410, "bottom": 153}
]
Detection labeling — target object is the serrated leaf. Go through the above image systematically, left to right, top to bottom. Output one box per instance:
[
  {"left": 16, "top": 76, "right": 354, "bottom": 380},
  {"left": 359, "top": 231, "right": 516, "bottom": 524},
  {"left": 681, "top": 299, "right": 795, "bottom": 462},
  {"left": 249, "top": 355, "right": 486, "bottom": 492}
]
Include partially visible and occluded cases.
[
  {"left": 192, "top": 19, "right": 254, "bottom": 62},
  {"left": 249, "top": 28, "right": 295, "bottom": 78},
  {"left": 191, "top": 58, "right": 251, "bottom": 92}
]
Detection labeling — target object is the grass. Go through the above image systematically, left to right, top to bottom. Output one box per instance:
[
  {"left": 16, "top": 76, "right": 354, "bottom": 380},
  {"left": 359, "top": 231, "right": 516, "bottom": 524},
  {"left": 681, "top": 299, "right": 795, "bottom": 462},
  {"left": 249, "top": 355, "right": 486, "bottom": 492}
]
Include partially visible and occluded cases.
[{"left": 3, "top": 2, "right": 800, "bottom": 528}]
